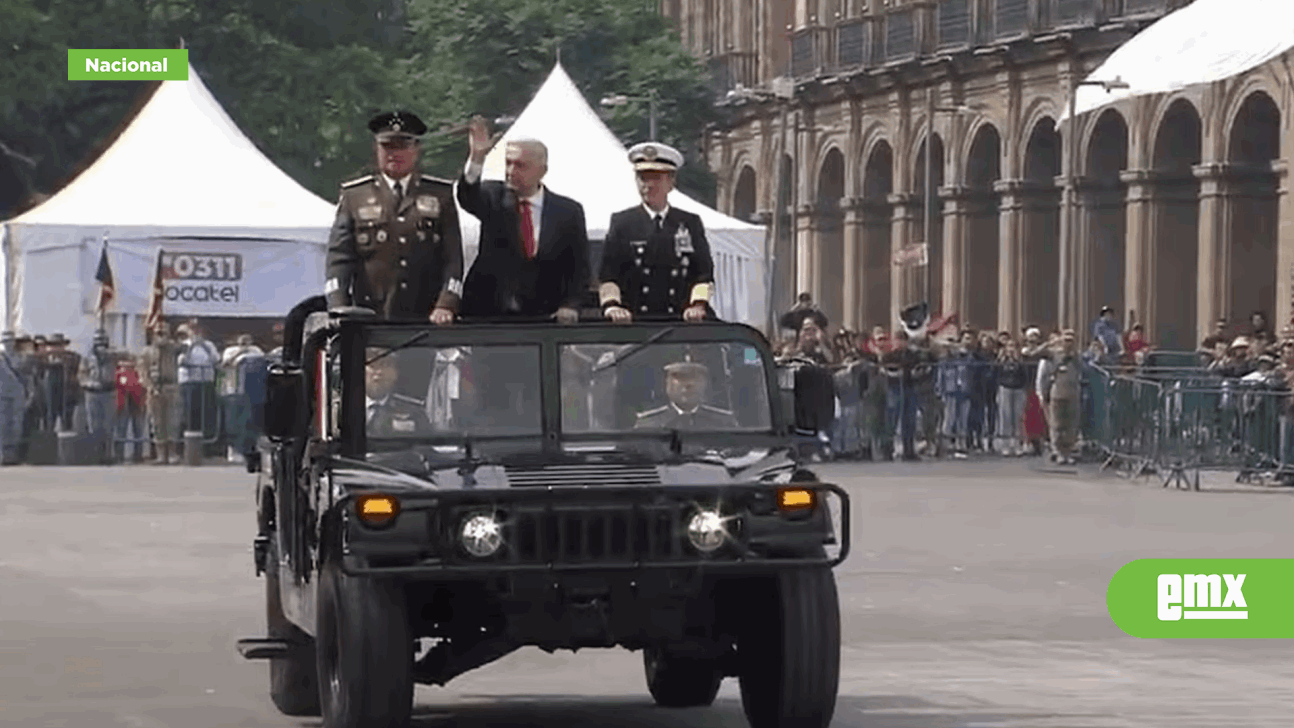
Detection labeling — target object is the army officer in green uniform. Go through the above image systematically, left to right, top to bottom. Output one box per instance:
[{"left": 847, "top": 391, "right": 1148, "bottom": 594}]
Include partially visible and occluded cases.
[
  {"left": 326, "top": 111, "right": 464, "bottom": 323},
  {"left": 365, "top": 349, "right": 432, "bottom": 437},
  {"left": 634, "top": 360, "right": 738, "bottom": 430}
]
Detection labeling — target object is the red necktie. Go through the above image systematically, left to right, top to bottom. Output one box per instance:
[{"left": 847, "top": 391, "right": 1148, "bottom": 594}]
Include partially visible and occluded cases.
[{"left": 518, "top": 200, "right": 536, "bottom": 259}]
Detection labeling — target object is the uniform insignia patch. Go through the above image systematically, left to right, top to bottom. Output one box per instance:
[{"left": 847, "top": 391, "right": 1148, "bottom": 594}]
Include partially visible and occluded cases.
[
  {"left": 642, "top": 145, "right": 658, "bottom": 160},
  {"left": 416, "top": 196, "right": 440, "bottom": 216},
  {"left": 357, "top": 205, "right": 382, "bottom": 221},
  {"left": 674, "top": 227, "right": 694, "bottom": 254},
  {"left": 376, "top": 230, "right": 388, "bottom": 243},
  {"left": 357, "top": 233, "right": 370, "bottom": 244},
  {"left": 325, "top": 278, "right": 340, "bottom": 294},
  {"left": 447, "top": 278, "right": 463, "bottom": 296},
  {"left": 392, "top": 418, "right": 415, "bottom": 433}
]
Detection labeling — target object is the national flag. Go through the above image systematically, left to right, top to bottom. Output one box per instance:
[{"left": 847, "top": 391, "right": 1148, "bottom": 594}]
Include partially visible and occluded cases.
[
  {"left": 95, "top": 243, "right": 115, "bottom": 314},
  {"left": 144, "top": 248, "right": 166, "bottom": 331}
]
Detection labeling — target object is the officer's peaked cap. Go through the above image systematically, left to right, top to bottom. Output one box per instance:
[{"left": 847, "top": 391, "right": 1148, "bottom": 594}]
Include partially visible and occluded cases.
[
  {"left": 369, "top": 110, "right": 428, "bottom": 141},
  {"left": 629, "top": 142, "right": 684, "bottom": 173},
  {"left": 664, "top": 360, "right": 708, "bottom": 377}
]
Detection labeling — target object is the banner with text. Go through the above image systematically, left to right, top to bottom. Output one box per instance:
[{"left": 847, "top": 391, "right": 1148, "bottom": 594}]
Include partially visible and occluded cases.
[{"left": 89, "top": 238, "right": 324, "bottom": 318}]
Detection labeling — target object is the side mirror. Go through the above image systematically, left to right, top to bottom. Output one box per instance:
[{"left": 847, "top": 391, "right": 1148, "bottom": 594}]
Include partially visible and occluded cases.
[{"left": 263, "top": 366, "right": 305, "bottom": 441}]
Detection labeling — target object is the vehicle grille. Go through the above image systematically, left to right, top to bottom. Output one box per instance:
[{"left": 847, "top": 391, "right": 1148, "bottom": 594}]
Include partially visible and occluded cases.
[
  {"left": 504, "top": 463, "right": 662, "bottom": 488},
  {"left": 503, "top": 503, "right": 688, "bottom": 564}
]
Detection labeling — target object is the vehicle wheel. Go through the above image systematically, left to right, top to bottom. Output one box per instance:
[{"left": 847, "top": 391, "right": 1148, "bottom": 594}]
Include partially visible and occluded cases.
[
  {"left": 265, "top": 537, "right": 320, "bottom": 716},
  {"left": 316, "top": 553, "right": 413, "bottom": 728},
  {"left": 737, "top": 566, "right": 841, "bottom": 728},
  {"left": 643, "top": 647, "right": 723, "bottom": 708}
]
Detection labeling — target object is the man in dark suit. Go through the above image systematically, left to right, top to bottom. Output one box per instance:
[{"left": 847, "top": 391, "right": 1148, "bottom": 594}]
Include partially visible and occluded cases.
[
  {"left": 325, "top": 111, "right": 464, "bottom": 323},
  {"left": 456, "top": 115, "right": 591, "bottom": 322},
  {"left": 600, "top": 142, "right": 716, "bottom": 323},
  {"left": 365, "top": 349, "right": 432, "bottom": 438},
  {"left": 634, "top": 360, "right": 739, "bottom": 430}
]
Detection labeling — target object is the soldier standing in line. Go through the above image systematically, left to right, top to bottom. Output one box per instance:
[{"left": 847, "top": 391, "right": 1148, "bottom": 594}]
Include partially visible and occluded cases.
[
  {"left": 325, "top": 110, "right": 464, "bottom": 324},
  {"left": 140, "top": 324, "right": 182, "bottom": 464},
  {"left": 1037, "top": 329, "right": 1082, "bottom": 465},
  {"left": 79, "top": 330, "right": 118, "bottom": 464},
  {"left": 0, "top": 331, "right": 26, "bottom": 465},
  {"left": 42, "top": 333, "right": 78, "bottom": 432}
]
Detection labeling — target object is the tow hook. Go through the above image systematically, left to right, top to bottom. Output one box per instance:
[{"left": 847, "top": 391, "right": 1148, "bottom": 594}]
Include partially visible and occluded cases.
[{"left": 253, "top": 535, "right": 269, "bottom": 576}]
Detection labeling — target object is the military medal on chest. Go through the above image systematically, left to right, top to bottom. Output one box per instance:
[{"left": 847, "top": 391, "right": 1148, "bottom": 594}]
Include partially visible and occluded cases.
[
  {"left": 415, "top": 195, "right": 440, "bottom": 217},
  {"left": 674, "top": 225, "right": 694, "bottom": 255}
]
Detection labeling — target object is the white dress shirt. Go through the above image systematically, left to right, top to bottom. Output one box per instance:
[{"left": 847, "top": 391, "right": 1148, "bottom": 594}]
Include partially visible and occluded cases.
[
  {"left": 465, "top": 161, "right": 545, "bottom": 244},
  {"left": 382, "top": 172, "right": 413, "bottom": 199},
  {"left": 644, "top": 203, "right": 670, "bottom": 228},
  {"left": 365, "top": 395, "right": 389, "bottom": 424}
]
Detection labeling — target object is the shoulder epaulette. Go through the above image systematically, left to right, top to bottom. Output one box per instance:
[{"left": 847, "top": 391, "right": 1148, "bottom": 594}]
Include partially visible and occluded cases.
[
  {"left": 341, "top": 174, "right": 375, "bottom": 189},
  {"left": 420, "top": 174, "right": 452, "bottom": 186},
  {"left": 391, "top": 393, "right": 426, "bottom": 407},
  {"left": 700, "top": 404, "right": 735, "bottom": 416},
  {"left": 636, "top": 405, "right": 670, "bottom": 418}
]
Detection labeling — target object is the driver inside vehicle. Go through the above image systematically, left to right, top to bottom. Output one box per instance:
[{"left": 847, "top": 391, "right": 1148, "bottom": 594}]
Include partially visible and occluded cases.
[
  {"left": 365, "top": 348, "right": 432, "bottom": 437},
  {"left": 634, "top": 359, "right": 740, "bottom": 430}
]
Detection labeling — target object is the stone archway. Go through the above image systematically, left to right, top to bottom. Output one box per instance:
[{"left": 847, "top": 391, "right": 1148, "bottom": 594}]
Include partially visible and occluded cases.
[
  {"left": 1226, "top": 91, "right": 1281, "bottom": 331},
  {"left": 1151, "top": 100, "right": 1202, "bottom": 349},
  {"left": 1083, "top": 110, "right": 1129, "bottom": 329},
  {"left": 1023, "top": 117, "right": 1062, "bottom": 330},
  {"left": 965, "top": 124, "right": 1001, "bottom": 330},
  {"left": 912, "top": 134, "right": 946, "bottom": 315},
  {"left": 862, "top": 142, "right": 894, "bottom": 330},
  {"left": 815, "top": 149, "right": 846, "bottom": 325},
  {"left": 732, "top": 165, "right": 757, "bottom": 223}
]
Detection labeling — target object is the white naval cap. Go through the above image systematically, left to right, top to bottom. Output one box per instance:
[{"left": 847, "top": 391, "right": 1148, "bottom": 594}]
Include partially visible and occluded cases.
[{"left": 628, "top": 142, "right": 684, "bottom": 173}]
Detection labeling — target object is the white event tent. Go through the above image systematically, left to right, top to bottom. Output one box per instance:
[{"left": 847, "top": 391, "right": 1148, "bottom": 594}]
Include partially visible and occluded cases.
[
  {"left": 1061, "top": 0, "right": 1294, "bottom": 122},
  {"left": 458, "top": 62, "right": 768, "bottom": 326},
  {"left": 1, "top": 64, "right": 334, "bottom": 352}
]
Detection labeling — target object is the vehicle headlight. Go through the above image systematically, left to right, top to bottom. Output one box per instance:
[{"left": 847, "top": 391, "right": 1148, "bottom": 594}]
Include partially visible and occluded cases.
[
  {"left": 686, "top": 509, "right": 728, "bottom": 553},
  {"left": 460, "top": 513, "right": 504, "bottom": 558}
]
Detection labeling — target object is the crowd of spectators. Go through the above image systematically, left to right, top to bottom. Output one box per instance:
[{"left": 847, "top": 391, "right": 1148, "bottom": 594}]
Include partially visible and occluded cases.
[{"left": 0, "top": 319, "right": 277, "bottom": 467}]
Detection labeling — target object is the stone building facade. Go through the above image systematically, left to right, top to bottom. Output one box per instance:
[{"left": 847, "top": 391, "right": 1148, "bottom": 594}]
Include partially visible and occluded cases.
[{"left": 664, "top": 0, "right": 1292, "bottom": 349}]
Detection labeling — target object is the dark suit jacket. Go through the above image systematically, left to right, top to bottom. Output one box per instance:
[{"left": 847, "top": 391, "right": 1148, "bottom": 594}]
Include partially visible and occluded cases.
[{"left": 456, "top": 174, "right": 591, "bottom": 318}]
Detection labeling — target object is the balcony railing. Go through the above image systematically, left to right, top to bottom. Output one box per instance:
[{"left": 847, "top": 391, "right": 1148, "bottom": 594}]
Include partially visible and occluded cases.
[
  {"left": 937, "top": 0, "right": 972, "bottom": 51},
  {"left": 994, "top": 0, "right": 1030, "bottom": 40},
  {"left": 884, "top": 8, "right": 917, "bottom": 63},
  {"left": 836, "top": 18, "right": 873, "bottom": 69},
  {"left": 708, "top": 52, "right": 759, "bottom": 96}
]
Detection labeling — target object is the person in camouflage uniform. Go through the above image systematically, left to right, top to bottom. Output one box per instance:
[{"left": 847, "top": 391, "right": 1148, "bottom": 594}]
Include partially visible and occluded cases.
[
  {"left": 140, "top": 324, "right": 183, "bottom": 464},
  {"left": 1036, "top": 329, "right": 1082, "bottom": 464},
  {"left": 78, "top": 330, "right": 119, "bottom": 464}
]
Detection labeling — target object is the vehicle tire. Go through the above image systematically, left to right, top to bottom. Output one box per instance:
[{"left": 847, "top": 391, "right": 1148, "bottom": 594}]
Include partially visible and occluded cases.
[
  {"left": 265, "top": 537, "right": 321, "bottom": 717},
  {"left": 315, "top": 553, "right": 414, "bottom": 728},
  {"left": 737, "top": 566, "right": 841, "bottom": 728},
  {"left": 643, "top": 647, "right": 723, "bottom": 708}
]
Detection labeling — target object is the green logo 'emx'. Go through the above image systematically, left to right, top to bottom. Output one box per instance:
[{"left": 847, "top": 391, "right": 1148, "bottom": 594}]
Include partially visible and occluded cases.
[{"left": 1107, "top": 559, "right": 1294, "bottom": 638}]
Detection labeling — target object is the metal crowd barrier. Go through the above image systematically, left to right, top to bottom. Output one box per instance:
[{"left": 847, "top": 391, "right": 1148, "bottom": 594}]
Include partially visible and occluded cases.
[{"left": 1089, "top": 358, "right": 1293, "bottom": 490}]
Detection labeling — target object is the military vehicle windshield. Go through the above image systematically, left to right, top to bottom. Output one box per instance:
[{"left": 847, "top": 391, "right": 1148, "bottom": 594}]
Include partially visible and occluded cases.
[
  {"left": 560, "top": 341, "right": 773, "bottom": 434},
  {"left": 360, "top": 342, "right": 543, "bottom": 440}
]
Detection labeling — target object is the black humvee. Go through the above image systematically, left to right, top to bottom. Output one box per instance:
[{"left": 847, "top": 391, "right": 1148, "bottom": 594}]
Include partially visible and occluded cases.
[{"left": 237, "top": 298, "right": 851, "bottom": 728}]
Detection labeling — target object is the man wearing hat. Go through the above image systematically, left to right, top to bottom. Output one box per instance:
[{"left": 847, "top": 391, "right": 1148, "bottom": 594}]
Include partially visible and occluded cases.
[
  {"left": 325, "top": 111, "right": 465, "bottom": 323},
  {"left": 600, "top": 142, "right": 716, "bottom": 323},
  {"left": 1092, "top": 305, "right": 1122, "bottom": 361},
  {"left": 140, "top": 324, "right": 182, "bottom": 464},
  {"left": 1036, "top": 329, "right": 1082, "bottom": 464},
  {"left": 79, "top": 330, "right": 118, "bottom": 464},
  {"left": 42, "top": 333, "right": 79, "bottom": 432},
  {"left": 365, "top": 348, "right": 432, "bottom": 437},
  {"left": 634, "top": 359, "right": 739, "bottom": 430}
]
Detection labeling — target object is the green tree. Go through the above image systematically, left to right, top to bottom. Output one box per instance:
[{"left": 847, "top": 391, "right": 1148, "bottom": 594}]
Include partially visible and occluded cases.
[{"left": 403, "top": 0, "right": 718, "bottom": 203}]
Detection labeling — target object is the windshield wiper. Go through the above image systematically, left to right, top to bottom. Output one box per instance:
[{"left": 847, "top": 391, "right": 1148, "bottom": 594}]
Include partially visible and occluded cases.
[
  {"left": 591, "top": 326, "right": 678, "bottom": 374},
  {"left": 366, "top": 330, "right": 432, "bottom": 366}
]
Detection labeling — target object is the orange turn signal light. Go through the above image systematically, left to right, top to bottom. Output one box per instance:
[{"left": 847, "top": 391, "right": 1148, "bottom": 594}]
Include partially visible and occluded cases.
[
  {"left": 777, "top": 487, "right": 816, "bottom": 512},
  {"left": 355, "top": 494, "right": 400, "bottom": 526}
]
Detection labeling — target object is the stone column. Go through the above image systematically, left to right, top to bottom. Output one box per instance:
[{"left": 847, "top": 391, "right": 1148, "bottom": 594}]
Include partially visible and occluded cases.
[
  {"left": 1274, "top": 161, "right": 1293, "bottom": 328},
  {"left": 1194, "top": 163, "right": 1232, "bottom": 339},
  {"left": 1121, "top": 169, "right": 1157, "bottom": 335},
  {"left": 1055, "top": 173, "right": 1079, "bottom": 332},
  {"left": 995, "top": 180, "right": 1026, "bottom": 335},
  {"left": 940, "top": 185, "right": 972, "bottom": 319},
  {"left": 888, "top": 192, "right": 918, "bottom": 326},
  {"left": 841, "top": 197, "right": 865, "bottom": 330},
  {"left": 796, "top": 203, "right": 816, "bottom": 307}
]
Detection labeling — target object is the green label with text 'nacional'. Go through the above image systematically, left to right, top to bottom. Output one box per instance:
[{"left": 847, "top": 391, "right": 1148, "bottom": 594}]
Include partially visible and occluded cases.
[
  {"left": 68, "top": 49, "right": 188, "bottom": 80},
  {"left": 1107, "top": 559, "right": 1294, "bottom": 638}
]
